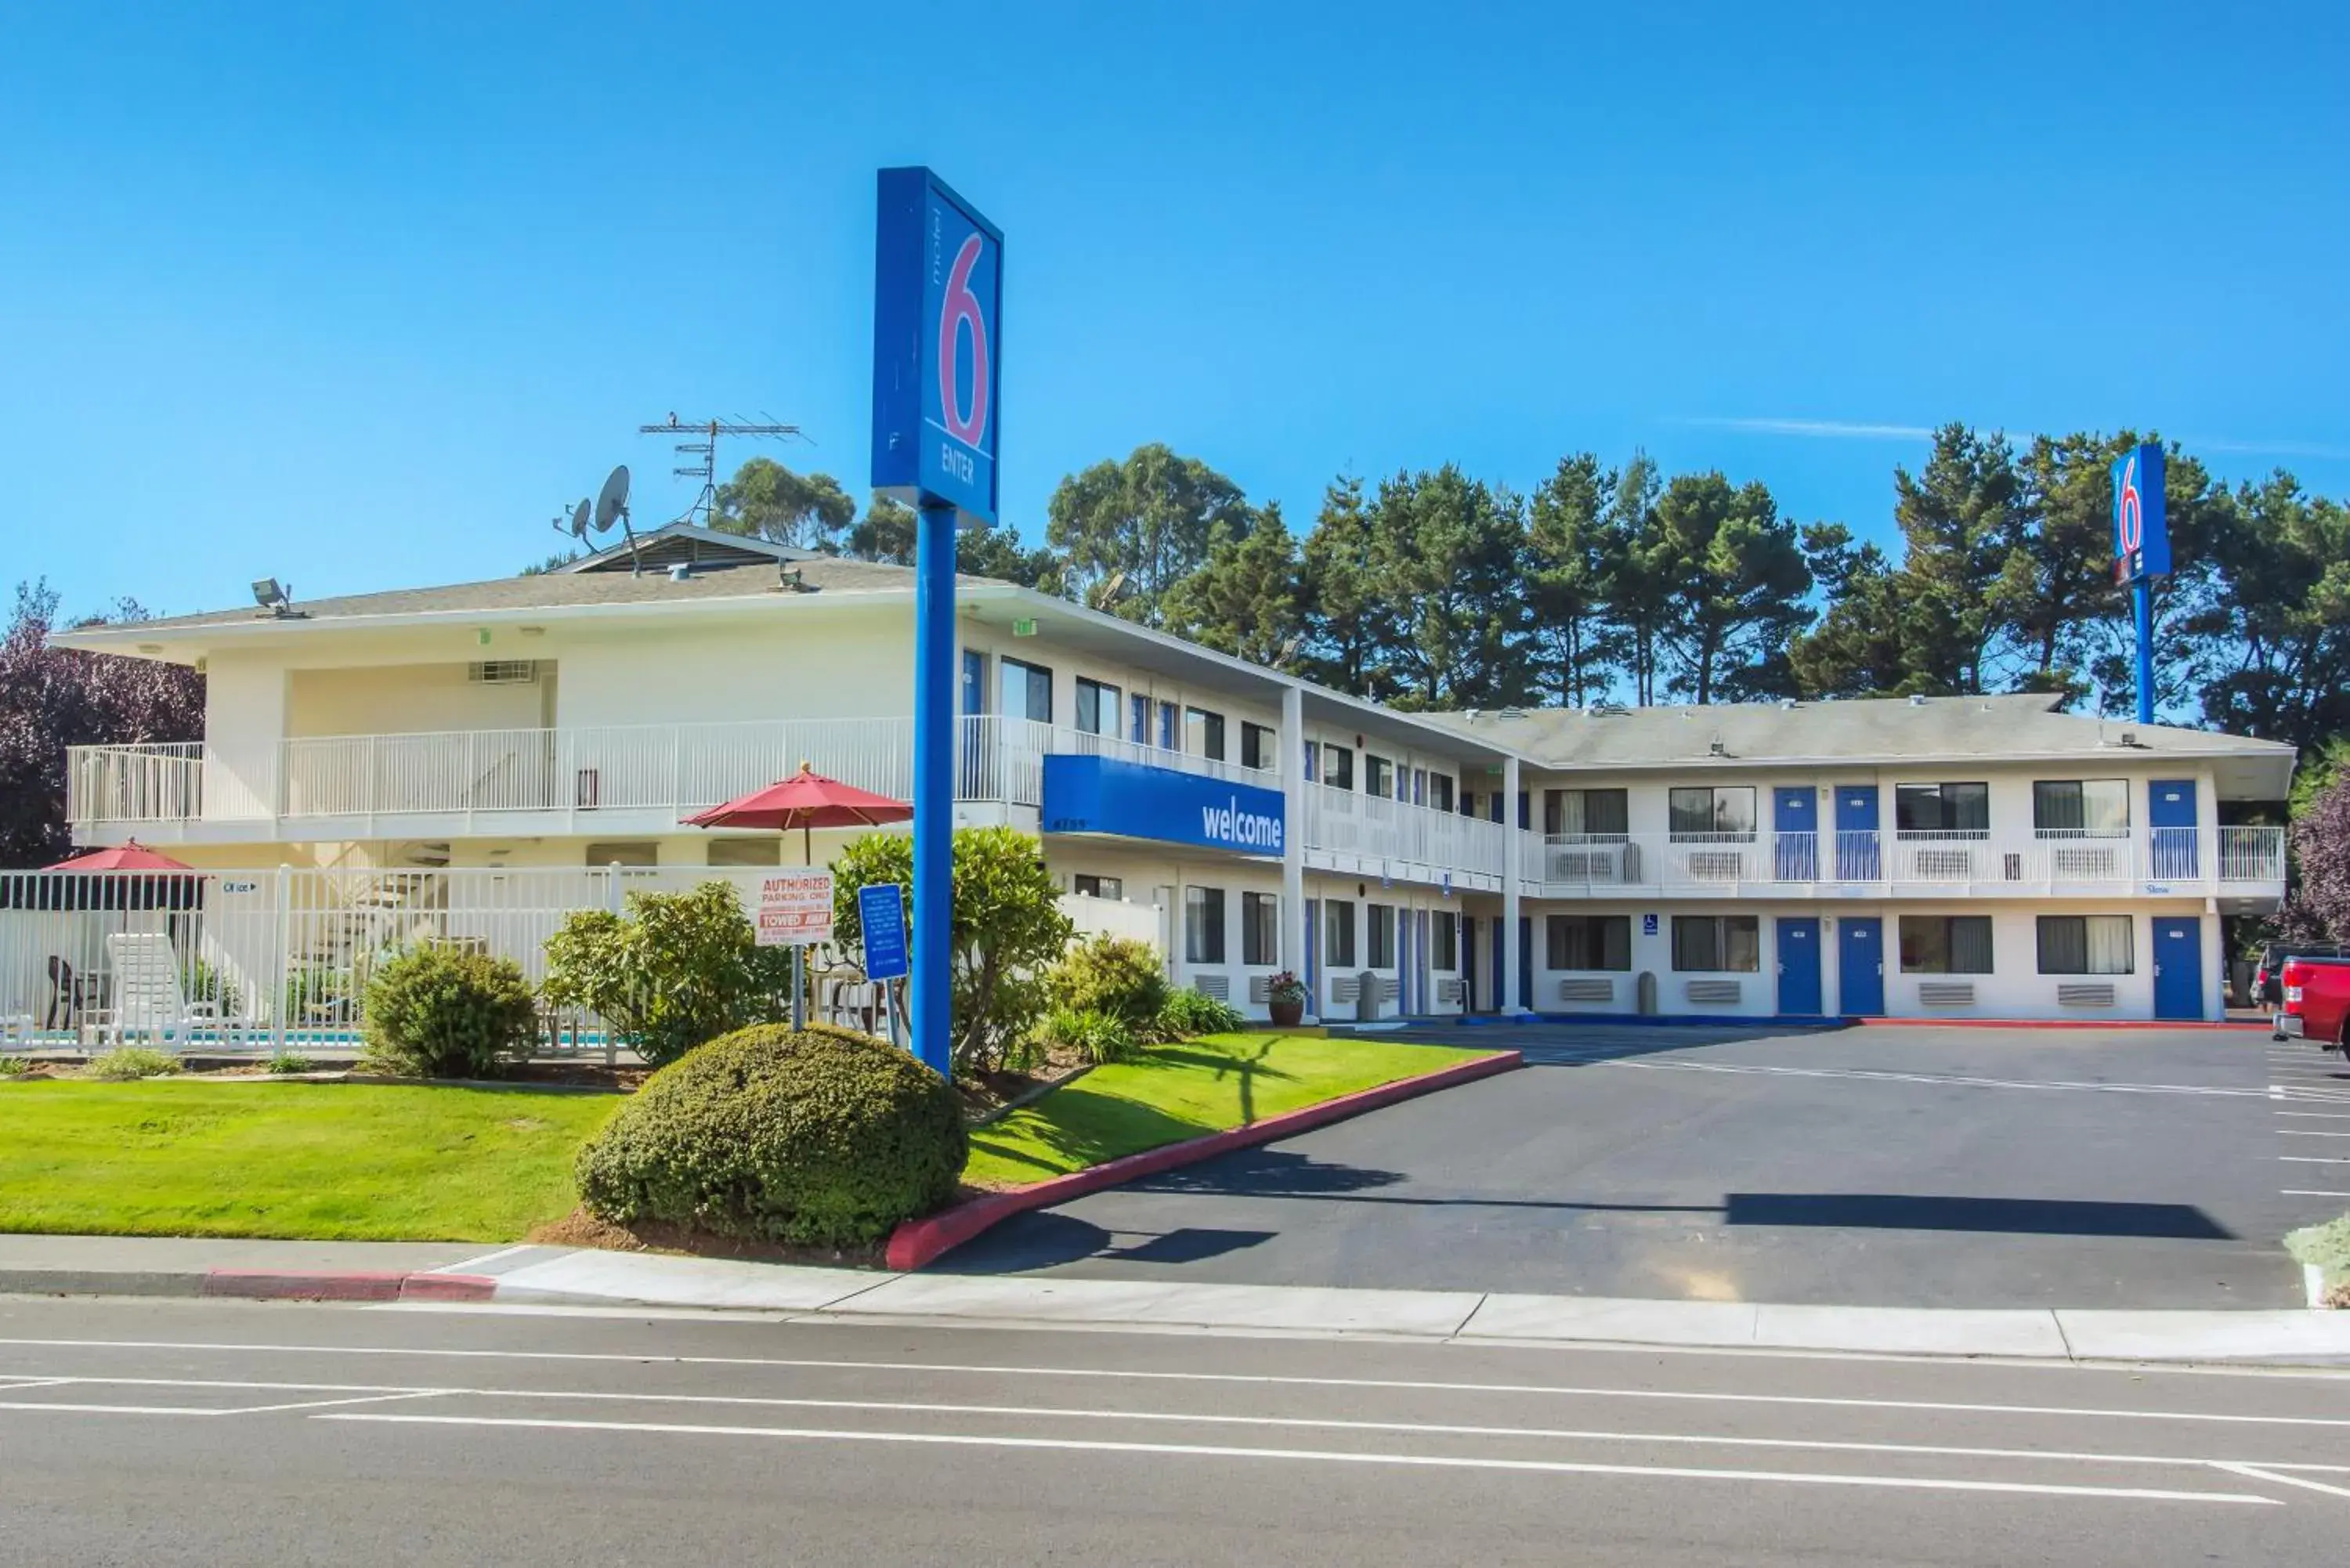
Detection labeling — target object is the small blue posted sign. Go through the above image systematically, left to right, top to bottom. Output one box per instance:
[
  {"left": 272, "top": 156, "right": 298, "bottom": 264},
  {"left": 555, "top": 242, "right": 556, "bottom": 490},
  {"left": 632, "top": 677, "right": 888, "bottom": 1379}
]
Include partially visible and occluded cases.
[
  {"left": 871, "top": 167, "right": 1003, "bottom": 526},
  {"left": 2112, "top": 443, "right": 2169, "bottom": 584},
  {"left": 859, "top": 882, "right": 910, "bottom": 982}
]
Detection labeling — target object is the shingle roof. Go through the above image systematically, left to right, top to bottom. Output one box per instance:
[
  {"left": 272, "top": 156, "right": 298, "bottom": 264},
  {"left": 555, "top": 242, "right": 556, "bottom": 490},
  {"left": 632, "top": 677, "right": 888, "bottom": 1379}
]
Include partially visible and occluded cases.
[
  {"left": 90, "top": 552, "right": 968, "bottom": 634},
  {"left": 1416, "top": 693, "right": 2294, "bottom": 766}
]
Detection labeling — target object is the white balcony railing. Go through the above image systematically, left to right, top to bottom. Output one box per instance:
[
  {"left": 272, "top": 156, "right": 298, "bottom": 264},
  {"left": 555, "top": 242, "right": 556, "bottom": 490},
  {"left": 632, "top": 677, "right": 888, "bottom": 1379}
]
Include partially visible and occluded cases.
[
  {"left": 67, "top": 718, "right": 1275, "bottom": 831},
  {"left": 1298, "top": 782, "right": 1512, "bottom": 880},
  {"left": 1528, "top": 827, "right": 2286, "bottom": 893}
]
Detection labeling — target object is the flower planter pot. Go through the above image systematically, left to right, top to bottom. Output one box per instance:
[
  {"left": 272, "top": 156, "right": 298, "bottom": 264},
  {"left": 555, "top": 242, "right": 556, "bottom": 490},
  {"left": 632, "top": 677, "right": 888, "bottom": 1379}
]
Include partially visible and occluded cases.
[{"left": 1268, "top": 999, "right": 1305, "bottom": 1028}]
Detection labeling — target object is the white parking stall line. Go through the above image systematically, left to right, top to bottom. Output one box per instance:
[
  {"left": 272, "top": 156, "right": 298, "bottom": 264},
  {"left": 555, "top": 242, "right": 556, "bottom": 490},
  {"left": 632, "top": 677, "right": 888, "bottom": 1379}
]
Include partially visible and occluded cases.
[
  {"left": 2278, "top": 1111, "right": 2350, "bottom": 1120},
  {"left": 2279, "top": 1129, "right": 2350, "bottom": 1138},
  {"left": 2280, "top": 1155, "right": 2350, "bottom": 1165},
  {"left": 2281, "top": 1189, "right": 2350, "bottom": 1199},
  {"left": 223, "top": 1389, "right": 457, "bottom": 1415},
  {"left": 316, "top": 1412, "right": 2283, "bottom": 1507},
  {"left": 2213, "top": 1464, "right": 2350, "bottom": 1502}
]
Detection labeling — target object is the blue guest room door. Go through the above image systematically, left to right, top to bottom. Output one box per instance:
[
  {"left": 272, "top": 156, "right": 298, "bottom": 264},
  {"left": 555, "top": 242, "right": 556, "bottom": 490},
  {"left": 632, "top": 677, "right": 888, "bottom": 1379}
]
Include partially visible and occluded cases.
[
  {"left": 2149, "top": 779, "right": 2199, "bottom": 879},
  {"left": 1774, "top": 787, "right": 1817, "bottom": 880},
  {"left": 1838, "top": 916, "right": 1884, "bottom": 1015},
  {"left": 2153, "top": 916, "right": 2203, "bottom": 1020},
  {"left": 1777, "top": 917, "right": 1822, "bottom": 1015}
]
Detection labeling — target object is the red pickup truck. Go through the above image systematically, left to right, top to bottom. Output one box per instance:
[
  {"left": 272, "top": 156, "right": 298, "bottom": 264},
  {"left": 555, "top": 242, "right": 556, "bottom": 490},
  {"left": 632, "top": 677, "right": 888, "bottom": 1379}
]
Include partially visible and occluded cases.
[{"left": 2276, "top": 956, "right": 2350, "bottom": 1052}]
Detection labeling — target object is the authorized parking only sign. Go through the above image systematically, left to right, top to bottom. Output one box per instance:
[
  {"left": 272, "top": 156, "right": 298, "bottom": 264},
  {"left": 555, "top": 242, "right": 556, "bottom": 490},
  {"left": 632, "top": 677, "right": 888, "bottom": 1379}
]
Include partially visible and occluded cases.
[{"left": 756, "top": 869, "right": 835, "bottom": 948}]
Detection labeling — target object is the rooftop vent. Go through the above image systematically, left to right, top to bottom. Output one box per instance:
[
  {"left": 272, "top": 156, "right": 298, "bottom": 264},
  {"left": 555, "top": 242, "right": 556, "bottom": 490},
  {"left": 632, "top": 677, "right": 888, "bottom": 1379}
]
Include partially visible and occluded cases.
[
  {"left": 668, "top": 562, "right": 693, "bottom": 582},
  {"left": 1907, "top": 693, "right": 1927, "bottom": 706},
  {"left": 1779, "top": 698, "right": 1798, "bottom": 710},
  {"left": 1499, "top": 706, "right": 1526, "bottom": 721},
  {"left": 1708, "top": 735, "right": 1728, "bottom": 757}
]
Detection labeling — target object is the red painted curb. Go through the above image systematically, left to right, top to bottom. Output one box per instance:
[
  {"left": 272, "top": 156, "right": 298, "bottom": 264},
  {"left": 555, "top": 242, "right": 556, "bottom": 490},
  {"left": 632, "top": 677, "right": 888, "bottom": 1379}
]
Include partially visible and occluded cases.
[
  {"left": 1856, "top": 1016, "right": 2267, "bottom": 1031},
  {"left": 884, "top": 1050, "right": 1524, "bottom": 1272},
  {"left": 199, "top": 1270, "right": 499, "bottom": 1302}
]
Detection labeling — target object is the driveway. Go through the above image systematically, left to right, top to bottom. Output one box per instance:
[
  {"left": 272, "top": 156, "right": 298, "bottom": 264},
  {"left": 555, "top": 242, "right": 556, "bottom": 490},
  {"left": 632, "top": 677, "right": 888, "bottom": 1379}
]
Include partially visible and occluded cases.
[{"left": 942, "top": 1023, "right": 2346, "bottom": 1309}]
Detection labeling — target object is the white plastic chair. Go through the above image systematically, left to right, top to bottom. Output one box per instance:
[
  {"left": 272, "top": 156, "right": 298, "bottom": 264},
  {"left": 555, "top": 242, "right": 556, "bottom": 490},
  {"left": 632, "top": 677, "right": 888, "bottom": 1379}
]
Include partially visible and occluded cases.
[{"left": 99, "top": 932, "right": 218, "bottom": 1051}]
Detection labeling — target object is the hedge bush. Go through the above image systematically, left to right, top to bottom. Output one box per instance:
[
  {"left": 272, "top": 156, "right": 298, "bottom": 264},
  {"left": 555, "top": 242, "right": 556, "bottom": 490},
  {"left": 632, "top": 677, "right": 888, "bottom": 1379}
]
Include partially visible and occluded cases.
[
  {"left": 542, "top": 881, "right": 794, "bottom": 1068},
  {"left": 1045, "top": 934, "right": 1170, "bottom": 1031},
  {"left": 360, "top": 944, "right": 539, "bottom": 1078},
  {"left": 1157, "top": 988, "right": 1246, "bottom": 1039},
  {"left": 576, "top": 1023, "right": 967, "bottom": 1247},
  {"left": 78, "top": 1046, "right": 182, "bottom": 1081}
]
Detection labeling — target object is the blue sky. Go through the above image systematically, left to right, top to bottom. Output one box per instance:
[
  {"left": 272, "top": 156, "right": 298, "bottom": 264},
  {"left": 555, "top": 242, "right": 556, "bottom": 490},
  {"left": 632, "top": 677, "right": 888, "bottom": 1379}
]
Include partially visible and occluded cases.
[{"left": 3, "top": 2, "right": 2344, "bottom": 616}]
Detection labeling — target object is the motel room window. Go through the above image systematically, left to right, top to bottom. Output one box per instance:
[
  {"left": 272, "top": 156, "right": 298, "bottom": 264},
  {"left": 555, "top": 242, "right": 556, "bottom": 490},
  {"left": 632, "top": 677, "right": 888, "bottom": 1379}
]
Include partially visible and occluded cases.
[
  {"left": 960, "top": 649, "right": 986, "bottom": 715},
  {"left": 1000, "top": 657, "right": 1053, "bottom": 724},
  {"left": 1075, "top": 677, "right": 1120, "bottom": 736},
  {"left": 1129, "top": 693, "right": 1150, "bottom": 744},
  {"left": 1157, "top": 699, "right": 1178, "bottom": 750},
  {"left": 1185, "top": 706, "right": 1227, "bottom": 761},
  {"left": 1241, "top": 721, "right": 1274, "bottom": 771},
  {"left": 1323, "top": 744, "right": 1354, "bottom": 792},
  {"left": 1365, "top": 755, "right": 1394, "bottom": 798},
  {"left": 1411, "top": 768, "right": 1427, "bottom": 806},
  {"left": 1430, "top": 774, "right": 1455, "bottom": 813},
  {"left": 2032, "top": 779, "right": 2130, "bottom": 838},
  {"left": 1895, "top": 782, "right": 1989, "bottom": 837},
  {"left": 1668, "top": 786, "right": 1756, "bottom": 840},
  {"left": 1546, "top": 788, "right": 1629, "bottom": 839},
  {"left": 707, "top": 838, "right": 779, "bottom": 868},
  {"left": 584, "top": 840, "right": 660, "bottom": 867},
  {"left": 1072, "top": 873, "right": 1124, "bottom": 901},
  {"left": 1184, "top": 887, "right": 1227, "bottom": 965},
  {"left": 1242, "top": 891, "right": 1280, "bottom": 966},
  {"left": 1324, "top": 899, "right": 1357, "bottom": 968},
  {"left": 1367, "top": 904, "right": 1396, "bottom": 968},
  {"left": 1431, "top": 910, "right": 1459, "bottom": 969},
  {"left": 1547, "top": 914, "right": 1632, "bottom": 972},
  {"left": 1671, "top": 915, "right": 1759, "bottom": 972},
  {"left": 1899, "top": 915, "right": 1994, "bottom": 974},
  {"left": 2037, "top": 915, "right": 2134, "bottom": 974}
]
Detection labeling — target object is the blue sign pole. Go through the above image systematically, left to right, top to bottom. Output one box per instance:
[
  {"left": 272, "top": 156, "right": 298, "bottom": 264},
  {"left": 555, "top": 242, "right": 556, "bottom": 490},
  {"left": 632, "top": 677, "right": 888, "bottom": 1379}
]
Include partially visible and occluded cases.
[
  {"left": 872, "top": 167, "right": 1003, "bottom": 1083},
  {"left": 910, "top": 505, "right": 956, "bottom": 1078},
  {"left": 2130, "top": 576, "right": 2155, "bottom": 727}
]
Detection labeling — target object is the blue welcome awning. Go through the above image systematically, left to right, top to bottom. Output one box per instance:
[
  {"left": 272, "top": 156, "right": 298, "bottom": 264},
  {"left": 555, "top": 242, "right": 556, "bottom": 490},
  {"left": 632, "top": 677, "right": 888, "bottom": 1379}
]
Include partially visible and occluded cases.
[{"left": 1041, "top": 754, "right": 1285, "bottom": 856}]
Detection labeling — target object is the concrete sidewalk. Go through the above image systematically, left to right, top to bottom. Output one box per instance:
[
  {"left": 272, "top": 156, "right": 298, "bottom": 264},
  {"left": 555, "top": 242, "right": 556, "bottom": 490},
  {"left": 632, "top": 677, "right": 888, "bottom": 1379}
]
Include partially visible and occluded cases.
[{"left": 2, "top": 1233, "right": 2344, "bottom": 1365}]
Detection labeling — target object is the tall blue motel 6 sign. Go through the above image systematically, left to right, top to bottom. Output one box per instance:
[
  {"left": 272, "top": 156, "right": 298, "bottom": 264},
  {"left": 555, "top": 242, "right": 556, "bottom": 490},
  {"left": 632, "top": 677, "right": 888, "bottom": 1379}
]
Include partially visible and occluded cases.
[
  {"left": 870, "top": 168, "right": 1003, "bottom": 1083},
  {"left": 872, "top": 168, "right": 1003, "bottom": 526},
  {"left": 2111, "top": 443, "right": 2168, "bottom": 726}
]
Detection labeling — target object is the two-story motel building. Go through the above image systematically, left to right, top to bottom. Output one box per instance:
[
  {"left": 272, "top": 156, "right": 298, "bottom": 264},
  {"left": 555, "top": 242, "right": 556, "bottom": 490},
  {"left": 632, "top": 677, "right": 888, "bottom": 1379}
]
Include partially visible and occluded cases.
[{"left": 44, "top": 522, "right": 2294, "bottom": 1029}]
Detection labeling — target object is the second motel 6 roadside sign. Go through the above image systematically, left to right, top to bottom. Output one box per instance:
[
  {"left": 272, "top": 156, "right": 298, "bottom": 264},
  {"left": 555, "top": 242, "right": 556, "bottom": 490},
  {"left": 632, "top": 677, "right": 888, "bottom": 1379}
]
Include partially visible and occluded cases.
[{"left": 871, "top": 168, "right": 1003, "bottom": 526}]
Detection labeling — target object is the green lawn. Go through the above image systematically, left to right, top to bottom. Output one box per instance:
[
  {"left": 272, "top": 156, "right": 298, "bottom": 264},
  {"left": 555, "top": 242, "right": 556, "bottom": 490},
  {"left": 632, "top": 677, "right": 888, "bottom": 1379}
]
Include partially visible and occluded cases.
[
  {"left": 963, "top": 1032, "right": 1497, "bottom": 1190},
  {"left": 0, "top": 1082, "right": 620, "bottom": 1242}
]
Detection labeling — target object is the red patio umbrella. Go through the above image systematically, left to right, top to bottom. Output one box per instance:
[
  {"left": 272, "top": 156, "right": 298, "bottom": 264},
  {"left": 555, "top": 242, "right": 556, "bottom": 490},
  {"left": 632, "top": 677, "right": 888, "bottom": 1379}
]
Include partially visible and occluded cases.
[
  {"left": 682, "top": 762, "right": 912, "bottom": 862},
  {"left": 684, "top": 764, "right": 913, "bottom": 1035},
  {"left": 46, "top": 840, "right": 194, "bottom": 872}
]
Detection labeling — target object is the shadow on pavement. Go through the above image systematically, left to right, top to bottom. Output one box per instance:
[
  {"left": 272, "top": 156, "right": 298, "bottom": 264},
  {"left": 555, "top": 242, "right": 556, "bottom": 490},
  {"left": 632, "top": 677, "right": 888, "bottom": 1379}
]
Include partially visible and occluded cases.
[
  {"left": 1724, "top": 1192, "right": 2238, "bottom": 1240},
  {"left": 938, "top": 1210, "right": 1278, "bottom": 1273}
]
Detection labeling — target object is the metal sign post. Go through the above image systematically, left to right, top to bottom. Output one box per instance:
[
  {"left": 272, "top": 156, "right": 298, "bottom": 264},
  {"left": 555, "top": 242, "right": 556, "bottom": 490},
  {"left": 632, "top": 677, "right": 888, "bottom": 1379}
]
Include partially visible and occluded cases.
[
  {"left": 872, "top": 168, "right": 1004, "bottom": 1082},
  {"left": 2111, "top": 443, "right": 2169, "bottom": 726},
  {"left": 755, "top": 868, "right": 835, "bottom": 1029},
  {"left": 858, "top": 881, "right": 911, "bottom": 1050}
]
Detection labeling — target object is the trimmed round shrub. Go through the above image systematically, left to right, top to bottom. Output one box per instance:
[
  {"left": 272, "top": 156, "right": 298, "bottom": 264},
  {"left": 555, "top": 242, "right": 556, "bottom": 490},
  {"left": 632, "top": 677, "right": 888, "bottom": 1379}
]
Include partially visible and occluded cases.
[
  {"left": 1045, "top": 934, "right": 1170, "bottom": 1031},
  {"left": 361, "top": 944, "right": 539, "bottom": 1078},
  {"left": 576, "top": 1023, "right": 967, "bottom": 1247}
]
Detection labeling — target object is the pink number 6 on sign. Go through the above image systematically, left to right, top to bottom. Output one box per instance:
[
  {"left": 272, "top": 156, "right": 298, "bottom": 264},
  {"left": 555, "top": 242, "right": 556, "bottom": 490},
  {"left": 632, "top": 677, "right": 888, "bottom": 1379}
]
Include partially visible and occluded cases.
[{"left": 938, "top": 234, "right": 990, "bottom": 446}]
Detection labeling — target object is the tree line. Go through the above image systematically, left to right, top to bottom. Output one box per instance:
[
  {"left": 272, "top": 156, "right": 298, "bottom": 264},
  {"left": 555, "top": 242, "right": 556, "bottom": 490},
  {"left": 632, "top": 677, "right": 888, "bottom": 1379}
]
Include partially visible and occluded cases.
[{"left": 697, "top": 425, "right": 2350, "bottom": 761}]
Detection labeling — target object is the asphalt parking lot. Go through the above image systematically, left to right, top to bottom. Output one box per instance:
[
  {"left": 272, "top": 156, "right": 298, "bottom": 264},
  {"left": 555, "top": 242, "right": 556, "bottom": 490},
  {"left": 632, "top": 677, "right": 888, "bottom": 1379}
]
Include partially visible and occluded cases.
[{"left": 944, "top": 1023, "right": 2350, "bottom": 1309}]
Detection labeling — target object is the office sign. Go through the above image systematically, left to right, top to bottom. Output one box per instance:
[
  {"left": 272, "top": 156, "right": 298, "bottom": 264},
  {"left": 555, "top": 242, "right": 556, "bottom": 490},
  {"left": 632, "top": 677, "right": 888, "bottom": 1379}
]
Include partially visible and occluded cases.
[
  {"left": 871, "top": 167, "right": 1003, "bottom": 525},
  {"left": 2112, "top": 443, "right": 2169, "bottom": 584},
  {"left": 1042, "top": 755, "right": 1285, "bottom": 856},
  {"left": 755, "top": 868, "right": 834, "bottom": 948},
  {"left": 858, "top": 881, "right": 910, "bottom": 981}
]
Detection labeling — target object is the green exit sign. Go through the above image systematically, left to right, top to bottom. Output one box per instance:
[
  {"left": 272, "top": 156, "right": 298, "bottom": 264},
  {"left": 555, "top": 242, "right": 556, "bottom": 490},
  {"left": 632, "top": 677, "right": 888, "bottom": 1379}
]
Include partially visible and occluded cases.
[{"left": 1011, "top": 617, "right": 1038, "bottom": 637}]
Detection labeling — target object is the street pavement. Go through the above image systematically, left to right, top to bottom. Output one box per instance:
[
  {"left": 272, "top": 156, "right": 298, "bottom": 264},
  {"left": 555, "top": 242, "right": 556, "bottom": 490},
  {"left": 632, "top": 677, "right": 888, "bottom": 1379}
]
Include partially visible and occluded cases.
[
  {"left": 948, "top": 1023, "right": 2347, "bottom": 1308},
  {"left": 2, "top": 1293, "right": 2348, "bottom": 1565}
]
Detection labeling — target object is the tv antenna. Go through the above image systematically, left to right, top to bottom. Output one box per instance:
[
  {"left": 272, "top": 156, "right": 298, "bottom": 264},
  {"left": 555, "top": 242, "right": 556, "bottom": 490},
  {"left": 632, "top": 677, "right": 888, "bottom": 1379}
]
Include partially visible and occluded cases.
[{"left": 638, "top": 413, "right": 805, "bottom": 526}]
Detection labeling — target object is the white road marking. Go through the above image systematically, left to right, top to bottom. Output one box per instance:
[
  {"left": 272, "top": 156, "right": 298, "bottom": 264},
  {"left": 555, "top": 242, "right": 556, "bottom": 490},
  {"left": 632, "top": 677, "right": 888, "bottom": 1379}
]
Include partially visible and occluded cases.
[
  {"left": 1607, "top": 1060, "right": 2265, "bottom": 1099},
  {"left": 2276, "top": 1111, "right": 2350, "bottom": 1120},
  {"left": 2279, "top": 1129, "right": 2350, "bottom": 1137},
  {"left": 2280, "top": 1155, "right": 2350, "bottom": 1164},
  {"left": 2281, "top": 1189, "right": 2350, "bottom": 1199},
  {"left": 439, "top": 1245, "right": 537, "bottom": 1274},
  {"left": 5, "top": 1339, "right": 2348, "bottom": 1429},
  {"left": 12, "top": 1372, "right": 2349, "bottom": 1474},
  {"left": 317, "top": 1412, "right": 2282, "bottom": 1506},
  {"left": 2214, "top": 1463, "right": 2350, "bottom": 1501}
]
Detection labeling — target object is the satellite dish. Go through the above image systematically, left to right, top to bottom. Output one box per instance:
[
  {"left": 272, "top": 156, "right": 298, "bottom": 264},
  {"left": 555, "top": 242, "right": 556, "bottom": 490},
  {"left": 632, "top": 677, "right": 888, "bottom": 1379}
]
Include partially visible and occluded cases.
[
  {"left": 594, "top": 465, "right": 631, "bottom": 532},
  {"left": 570, "top": 499, "right": 592, "bottom": 538}
]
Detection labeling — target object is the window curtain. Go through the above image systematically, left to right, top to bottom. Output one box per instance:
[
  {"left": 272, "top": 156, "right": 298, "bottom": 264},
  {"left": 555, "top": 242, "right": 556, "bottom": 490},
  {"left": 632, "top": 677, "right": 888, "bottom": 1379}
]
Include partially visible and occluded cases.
[
  {"left": 2085, "top": 915, "right": 2132, "bottom": 973},
  {"left": 1950, "top": 916, "right": 1994, "bottom": 974}
]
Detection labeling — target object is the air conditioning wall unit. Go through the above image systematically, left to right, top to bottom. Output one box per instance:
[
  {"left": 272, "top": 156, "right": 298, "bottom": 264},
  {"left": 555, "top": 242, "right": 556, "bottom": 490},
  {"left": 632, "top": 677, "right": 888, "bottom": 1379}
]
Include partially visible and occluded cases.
[{"left": 468, "top": 660, "right": 538, "bottom": 684}]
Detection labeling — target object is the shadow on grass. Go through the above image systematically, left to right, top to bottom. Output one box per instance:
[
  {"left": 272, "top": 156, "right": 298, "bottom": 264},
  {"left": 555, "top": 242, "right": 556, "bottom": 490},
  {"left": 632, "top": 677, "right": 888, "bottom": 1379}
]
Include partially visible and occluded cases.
[
  {"left": 1144, "top": 1039, "right": 1293, "bottom": 1126},
  {"left": 966, "top": 1087, "right": 1216, "bottom": 1179}
]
